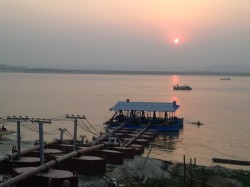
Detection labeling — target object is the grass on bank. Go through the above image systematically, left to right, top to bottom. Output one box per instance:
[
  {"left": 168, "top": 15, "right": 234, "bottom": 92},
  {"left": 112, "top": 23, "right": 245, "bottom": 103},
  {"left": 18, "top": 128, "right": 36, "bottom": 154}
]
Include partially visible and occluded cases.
[
  {"left": 142, "top": 169, "right": 250, "bottom": 187},
  {"left": 234, "top": 170, "right": 250, "bottom": 186},
  {"left": 144, "top": 177, "right": 183, "bottom": 187}
]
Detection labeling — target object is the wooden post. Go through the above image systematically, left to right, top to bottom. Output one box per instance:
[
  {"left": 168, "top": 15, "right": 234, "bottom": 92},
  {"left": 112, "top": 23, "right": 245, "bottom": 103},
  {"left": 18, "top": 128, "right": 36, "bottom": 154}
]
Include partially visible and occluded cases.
[
  {"left": 183, "top": 155, "right": 186, "bottom": 187},
  {"left": 189, "top": 158, "right": 192, "bottom": 175},
  {"left": 189, "top": 158, "right": 192, "bottom": 187},
  {"left": 194, "top": 158, "right": 196, "bottom": 168},
  {"left": 202, "top": 166, "right": 205, "bottom": 187},
  {"left": 190, "top": 171, "right": 193, "bottom": 187}
]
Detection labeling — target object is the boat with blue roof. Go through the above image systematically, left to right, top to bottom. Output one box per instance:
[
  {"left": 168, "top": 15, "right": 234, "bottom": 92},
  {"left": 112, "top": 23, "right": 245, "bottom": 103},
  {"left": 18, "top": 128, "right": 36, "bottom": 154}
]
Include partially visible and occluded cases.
[{"left": 104, "top": 100, "right": 183, "bottom": 132}]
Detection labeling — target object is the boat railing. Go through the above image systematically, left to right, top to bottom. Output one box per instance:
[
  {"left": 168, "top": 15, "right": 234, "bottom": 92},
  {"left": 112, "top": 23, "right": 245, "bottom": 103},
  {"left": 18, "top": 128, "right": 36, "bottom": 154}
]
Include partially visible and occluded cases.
[{"left": 106, "top": 112, "right": 182, "bottom": 127}]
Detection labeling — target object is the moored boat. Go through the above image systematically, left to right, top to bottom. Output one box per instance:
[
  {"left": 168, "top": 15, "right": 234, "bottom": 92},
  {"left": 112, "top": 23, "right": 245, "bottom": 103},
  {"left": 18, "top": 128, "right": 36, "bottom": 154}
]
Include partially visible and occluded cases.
[
  {"left": 220, "top": 77, "right": 231, "bottom": 80},
  {"left": 173, "top": 84, "right": 192, "bottom": 90},
  {"left": 104, "top": 100, "right": 184, "bottom": 132}
]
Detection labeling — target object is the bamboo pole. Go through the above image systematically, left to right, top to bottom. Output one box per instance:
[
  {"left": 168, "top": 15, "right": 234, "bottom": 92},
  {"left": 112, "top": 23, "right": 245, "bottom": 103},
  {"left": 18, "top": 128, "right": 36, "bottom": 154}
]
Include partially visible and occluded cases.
[
  {"left": 91, "top": 122, "right": 126, "bottom": 145},
  {"left": 124, "top": 126, "right": 149, "bottom": 147},
  {"left": 0, "top": 139, "right": 60, "bottom": 162}
]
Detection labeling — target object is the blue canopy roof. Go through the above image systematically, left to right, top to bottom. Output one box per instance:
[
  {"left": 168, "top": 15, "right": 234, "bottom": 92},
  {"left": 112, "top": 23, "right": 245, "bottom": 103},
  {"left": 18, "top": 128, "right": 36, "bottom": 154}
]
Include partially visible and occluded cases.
[{"left": 110, "top": 101, "right": 180, "bottom": 112}]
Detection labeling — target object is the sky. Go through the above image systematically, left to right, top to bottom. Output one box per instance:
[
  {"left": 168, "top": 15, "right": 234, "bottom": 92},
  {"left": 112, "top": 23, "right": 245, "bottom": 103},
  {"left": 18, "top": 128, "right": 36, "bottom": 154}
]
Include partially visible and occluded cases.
[{"left": 0, "top": 0, "right": 250, "bottom": 72}]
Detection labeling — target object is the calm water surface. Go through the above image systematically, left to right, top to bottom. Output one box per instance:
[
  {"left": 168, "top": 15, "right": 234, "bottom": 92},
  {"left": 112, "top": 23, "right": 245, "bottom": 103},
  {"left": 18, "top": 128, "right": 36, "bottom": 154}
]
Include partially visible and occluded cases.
[{"left": 0, "top": 72, "right": 250, "bottom": 169}]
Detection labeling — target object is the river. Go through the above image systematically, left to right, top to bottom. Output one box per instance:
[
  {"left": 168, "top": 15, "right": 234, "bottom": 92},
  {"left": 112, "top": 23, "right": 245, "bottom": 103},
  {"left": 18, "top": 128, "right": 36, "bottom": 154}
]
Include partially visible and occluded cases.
[{"left": 0, "top": 72, "right": 250, "bottom": 169}]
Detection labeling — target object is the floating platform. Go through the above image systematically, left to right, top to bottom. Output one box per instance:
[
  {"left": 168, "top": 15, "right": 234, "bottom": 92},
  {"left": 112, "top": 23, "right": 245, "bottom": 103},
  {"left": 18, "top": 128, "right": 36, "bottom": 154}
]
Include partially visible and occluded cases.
[
  {"left": 0, "top": 118, "right": 162, "bottom": 186},
  {"left": 117, "top": 129, "right": 132, "bottom": 134},
  {"left": 144, "top": 130, "right": 157, "bottom": 136},
  {"left": 114, "top": 132, "right": 127, "bottom": 138},
  {"left": 128, "top": 134, "right": 154, "bottom": 141},
  {"left": 122, "top": 138, "right": 149, "bottom": 146},
  {"left": 55, "top": 144, "right": 74, "bottom": 153},
  {"left": 130, "top": 144, "right": 144, "bottom": 154},
  {"left": 111, "top": 147, "right": 136, "bottom": 159},
  {"left": 22, "top": 149, "right": 64, "bottom": 161},
  {"left": 88, "top": 149, "right": 124, "bottom": 165},
  {"left": 57, "top": 156, "right": 106, "bottom": 175},
  {"left": 73, "top": 156, "right": 106, "bottom": 175},
  {"left": 11, "top": 157, "right": 41, "bottom": 167},
  {"left": 0, "top": 162, "right": 12, "bottom": 174},
  {"left": 13, "top": 167, "right": 78, "bottom": 187}
]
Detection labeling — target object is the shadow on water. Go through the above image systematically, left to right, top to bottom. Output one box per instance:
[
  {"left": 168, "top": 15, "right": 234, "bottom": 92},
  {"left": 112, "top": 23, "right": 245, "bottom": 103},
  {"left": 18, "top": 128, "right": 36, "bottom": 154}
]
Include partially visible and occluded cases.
[{"left": 149, "top": 131, "right": 181, "bottom": 152}]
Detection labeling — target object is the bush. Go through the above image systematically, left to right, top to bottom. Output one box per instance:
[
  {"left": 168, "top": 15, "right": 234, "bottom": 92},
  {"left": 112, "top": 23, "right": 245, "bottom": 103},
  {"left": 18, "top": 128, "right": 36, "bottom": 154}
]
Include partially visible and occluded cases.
[
  {"left": 234, "top": 170, "right": 250, "bottom": 187},
  {"left": 144, "top": 177, "right": 183, "bottom": 187}
]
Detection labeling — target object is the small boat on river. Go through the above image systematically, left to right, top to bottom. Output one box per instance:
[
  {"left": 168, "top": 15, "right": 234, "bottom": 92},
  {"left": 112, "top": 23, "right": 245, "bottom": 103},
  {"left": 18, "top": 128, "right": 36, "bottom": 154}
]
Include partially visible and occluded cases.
[
  {"left": 221, "top": 77, "right": 231, "bottom": 80},
  {"left": 173, "top": 84, "right": 192, "bottom": 90},
  {"left": 104, "top": 100, "right": 183, "bottom": 132}
]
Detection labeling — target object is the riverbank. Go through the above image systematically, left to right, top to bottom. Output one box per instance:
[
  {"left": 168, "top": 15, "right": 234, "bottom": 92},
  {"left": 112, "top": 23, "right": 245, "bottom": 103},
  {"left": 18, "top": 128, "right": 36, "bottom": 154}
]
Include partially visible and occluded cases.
[
  {"left": 1, "top": 143, "right": 249, "bottom": 186},
  {"left": 77, "top": 155, "right": 250, "bottom": 187},
  {"left": 78, "top": 155, "right": 171, "bottom": 187}
]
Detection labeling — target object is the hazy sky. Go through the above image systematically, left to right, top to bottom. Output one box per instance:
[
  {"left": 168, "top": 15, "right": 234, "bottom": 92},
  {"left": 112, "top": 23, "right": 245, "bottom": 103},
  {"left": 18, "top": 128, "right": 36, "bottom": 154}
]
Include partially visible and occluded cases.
[{"left": 1, "top": 0, "right": 250, "bottom": 71}]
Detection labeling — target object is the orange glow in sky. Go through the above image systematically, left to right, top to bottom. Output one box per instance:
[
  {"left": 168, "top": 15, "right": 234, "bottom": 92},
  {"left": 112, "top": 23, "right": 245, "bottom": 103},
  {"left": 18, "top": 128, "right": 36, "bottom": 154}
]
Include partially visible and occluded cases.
[{"left": 1, "top": 0, "right": 250, "bottom": 71}]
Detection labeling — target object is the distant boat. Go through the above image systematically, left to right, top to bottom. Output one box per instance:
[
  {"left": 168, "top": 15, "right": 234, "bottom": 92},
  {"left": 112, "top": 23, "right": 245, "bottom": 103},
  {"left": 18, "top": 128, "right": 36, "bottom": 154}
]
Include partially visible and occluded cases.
[
  {"left": 221, "top": 77, "right": 231, "bottom": 80},
  {"left": 173, "top": 84, "right": 192, "bottom": 90}
]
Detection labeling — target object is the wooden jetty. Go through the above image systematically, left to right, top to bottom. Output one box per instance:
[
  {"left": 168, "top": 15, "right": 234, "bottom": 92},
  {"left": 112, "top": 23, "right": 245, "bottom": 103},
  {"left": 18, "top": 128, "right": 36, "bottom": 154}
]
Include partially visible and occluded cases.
[
  {"left": 0, "top": 116, "right": 159, "bottom": 187},
  {"left": 0, "top": 143, "right": 110, "bottom": 187}
]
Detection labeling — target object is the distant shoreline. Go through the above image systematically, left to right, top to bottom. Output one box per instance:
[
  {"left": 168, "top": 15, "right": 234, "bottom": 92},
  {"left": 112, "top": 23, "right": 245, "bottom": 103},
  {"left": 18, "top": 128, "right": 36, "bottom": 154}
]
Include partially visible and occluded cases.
[{"left": 1, "top": 66, "right": 250, "bottom": 76}]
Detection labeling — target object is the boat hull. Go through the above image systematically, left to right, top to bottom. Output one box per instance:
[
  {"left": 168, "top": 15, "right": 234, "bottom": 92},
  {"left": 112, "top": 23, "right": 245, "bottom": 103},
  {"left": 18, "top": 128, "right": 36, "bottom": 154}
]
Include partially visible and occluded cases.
[
  {"left": 173, "top": 85, "right": 192, "bottom": 90},
  {"left": 173, "top": 87, "right": 192, "bottom": 90},
  {"left": 106, "top": 118, "right": 183, "bottom": 132}
]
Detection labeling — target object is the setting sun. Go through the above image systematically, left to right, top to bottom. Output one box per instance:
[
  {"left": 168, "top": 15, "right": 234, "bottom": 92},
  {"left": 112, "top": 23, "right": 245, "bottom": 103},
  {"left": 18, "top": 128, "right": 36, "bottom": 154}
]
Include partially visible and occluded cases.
[
  {"left": 167, "top": 33, "right": 186, "bottom": 46},
  {"left": 174, "top": 38, "right": 179, "bottom": 44}
]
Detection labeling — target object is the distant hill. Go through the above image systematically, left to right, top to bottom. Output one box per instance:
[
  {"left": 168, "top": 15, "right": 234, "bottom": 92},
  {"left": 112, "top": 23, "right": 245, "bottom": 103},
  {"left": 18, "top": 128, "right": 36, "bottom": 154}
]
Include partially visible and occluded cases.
[
  {"left": 0, "top": 64, "right": 250, "bottom": 76},
  {"left": 0, "top": 64, "right": 26, "bottom": 70},
  {"left": 0, "top": 64, "right": 15, "bottom": 69},
  {"left": 203, "top": 64, "right": 250, "bottom": 73}
]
